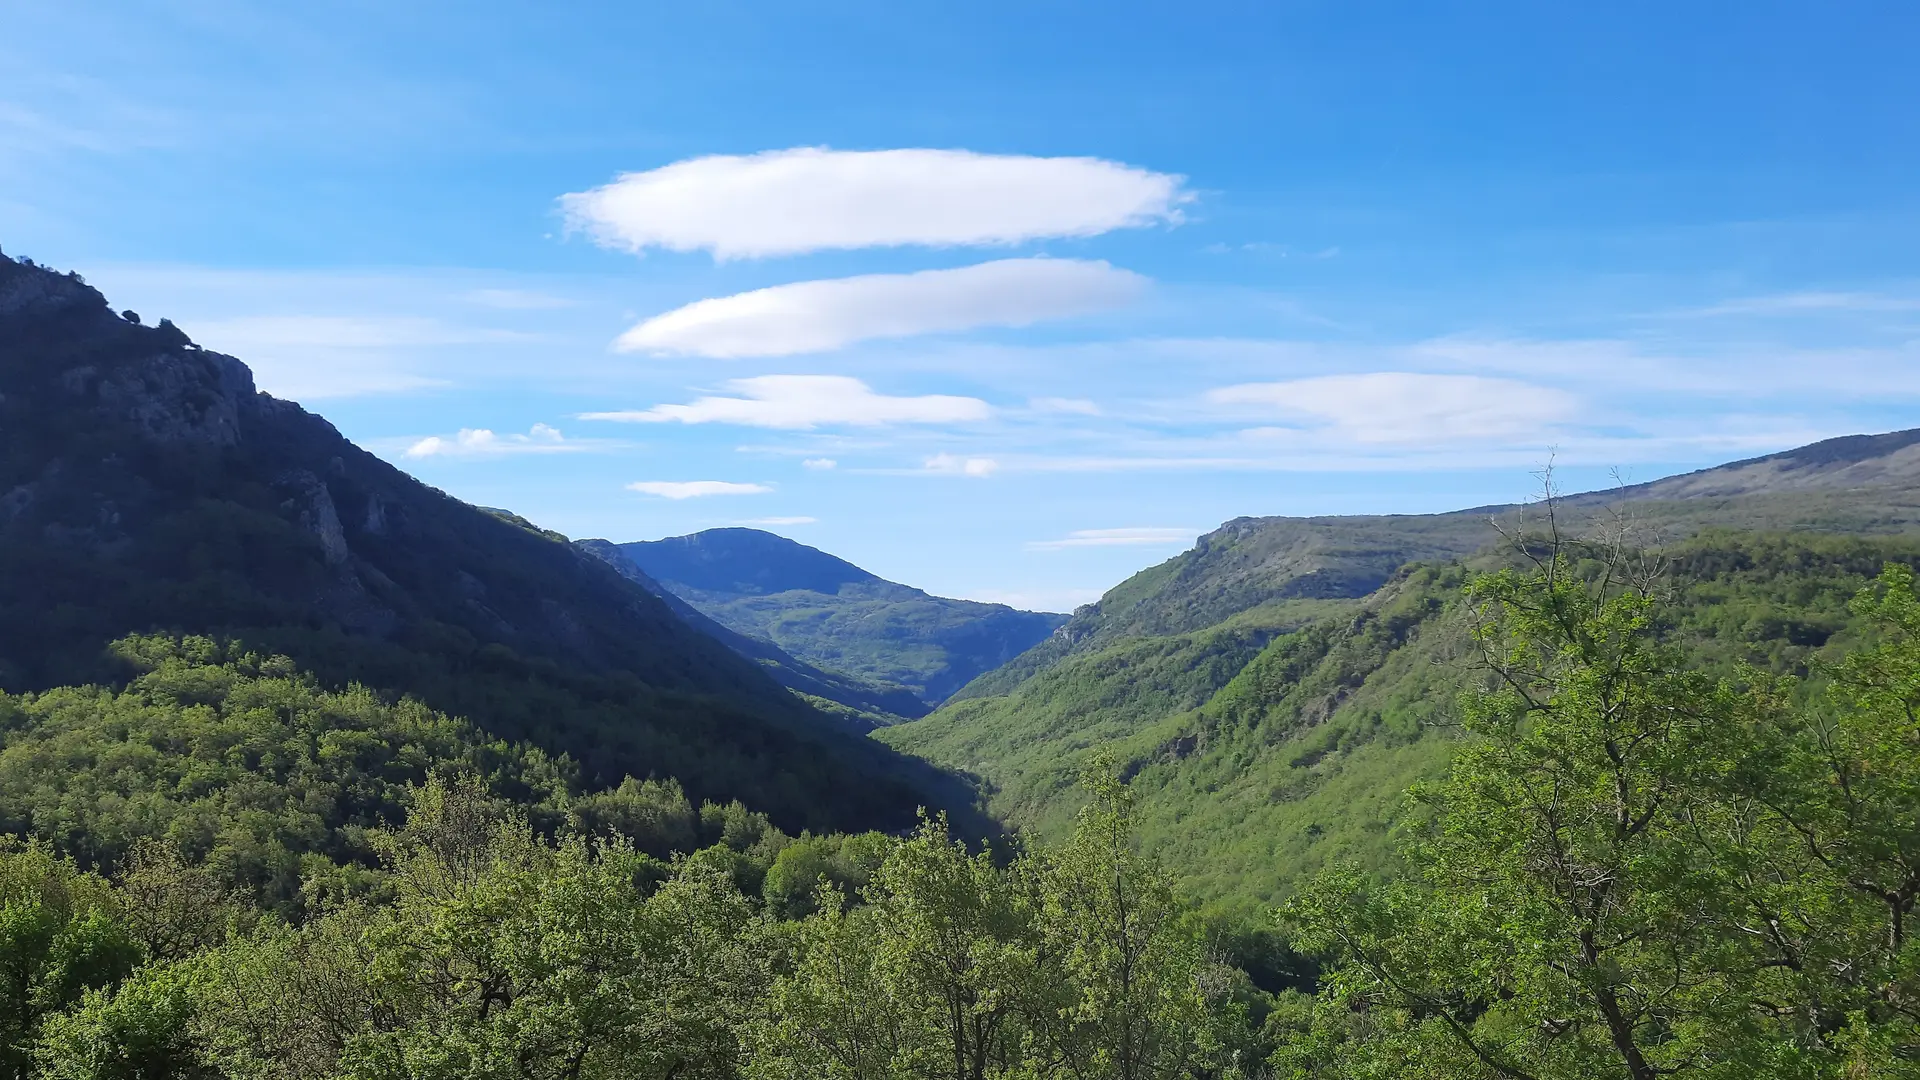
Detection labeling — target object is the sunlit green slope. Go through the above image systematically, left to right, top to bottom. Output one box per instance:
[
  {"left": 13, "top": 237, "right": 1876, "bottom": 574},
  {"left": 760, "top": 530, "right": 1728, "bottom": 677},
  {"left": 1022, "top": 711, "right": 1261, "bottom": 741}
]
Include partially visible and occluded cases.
[{"left": 884, "top": 528, "right": 1920, "bottom": 912}]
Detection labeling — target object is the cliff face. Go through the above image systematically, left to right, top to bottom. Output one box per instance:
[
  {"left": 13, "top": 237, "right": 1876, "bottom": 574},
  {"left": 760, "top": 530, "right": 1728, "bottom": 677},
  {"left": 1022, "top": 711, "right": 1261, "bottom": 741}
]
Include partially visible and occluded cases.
[
  {"left": 0, "top": 250, "right": 973, "bottom": 834},
  {"left": 0, "top": 251, "right": 740, "bottom": 681}
]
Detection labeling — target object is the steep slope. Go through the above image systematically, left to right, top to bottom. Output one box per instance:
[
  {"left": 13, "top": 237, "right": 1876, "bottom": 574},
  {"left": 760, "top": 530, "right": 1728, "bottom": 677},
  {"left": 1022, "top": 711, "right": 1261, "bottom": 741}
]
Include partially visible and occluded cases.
[
  {"left": 0, "top": 249, "right": 970, "bottom": 835},
  {"left": 1575, "top": 429, "right": 1920, "bottom": 501},
  {"left": 956, "top": 432, "right": 1920, "bottom": 696},
  {"left": 884, "top": 433, "right": 1920, "bottom": 908},
  {"left": 617, "top": 528, "right": 1068, "bottom": 704},
  {"left": 885, "top": 532, "right": 1920, "bottom": 910},
  {"left": 575, "top": 538, "right": 926, "bottom": 724}
]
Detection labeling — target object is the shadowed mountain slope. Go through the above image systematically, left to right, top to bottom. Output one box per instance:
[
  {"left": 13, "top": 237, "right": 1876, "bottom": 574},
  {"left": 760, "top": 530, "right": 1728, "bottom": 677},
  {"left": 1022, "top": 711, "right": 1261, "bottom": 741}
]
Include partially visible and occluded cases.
[
  {"left": 0, "top": 248, "right": 975, "bottom": 836},
  {"left": 617, "top": 528, "right": 1067, "bottom": 704},
  {"left": 575, "top": 538, "right": 927, "bottom": 724}
]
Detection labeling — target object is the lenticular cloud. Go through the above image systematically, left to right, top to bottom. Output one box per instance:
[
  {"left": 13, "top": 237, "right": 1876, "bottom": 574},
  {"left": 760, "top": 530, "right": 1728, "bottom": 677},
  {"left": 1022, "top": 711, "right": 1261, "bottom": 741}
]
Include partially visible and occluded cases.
[
  {"left": 560, "top": 148, "right": 1189, "bottom": 259},
  {"left": 613, "top": 258, "right": 1144, "bottom": 358}
]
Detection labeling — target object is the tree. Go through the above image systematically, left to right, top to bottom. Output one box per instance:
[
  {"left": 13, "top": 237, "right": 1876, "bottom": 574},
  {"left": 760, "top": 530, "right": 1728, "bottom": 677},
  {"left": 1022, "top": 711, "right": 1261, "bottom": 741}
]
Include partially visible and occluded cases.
[
  {"left": 1280, "top": 532, "right": 1799, "bottom": 1079},
  {"left": 1708, "top": 563, "right": 1920, "bottom": 1070},
  {"left": 1033, "top": 764, "right": 1239, "bottom": 1080},
  {"left": 189, "top": 775, "right": 772, "bottom": 1080},
  {"left": 749, "top": 814, "right": 1043, "bottom": 1080},
  {"left": 0, "top": 843, "right": 142, "bottom": 1080},
  {"left": 34, "top": 962, "right": 212, "bottom": 1080}
]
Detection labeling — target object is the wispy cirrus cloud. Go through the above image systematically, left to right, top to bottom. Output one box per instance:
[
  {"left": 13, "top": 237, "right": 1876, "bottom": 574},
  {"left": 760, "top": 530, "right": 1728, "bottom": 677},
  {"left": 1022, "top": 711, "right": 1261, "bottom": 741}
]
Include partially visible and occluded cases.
[
  {"left": 560, "top": 147, "right": 1189, "bottom": 260},
  {"left": 614, "top": 259, "right": 1144, "bottom": 358},
  {"left": 464, "top": 287, "right": 579, "bottom": 310},
  {"left": 1670, "top": 291, "right": 1920, "bottom": 318},
  {"left": 172, "top": 311, "right": 527, "bottom": 399},
  {"left": 1408, "top": 336, "right": 1920, "bottom": 398},
  {"left": 1208, "top": 372, "right": 1578, "bottom": 444},
  {"left": 583, "top": 375, "right": 991, "bottom": 430},
  {"left": 1030, "top": 397, "right": 1103, "bottom": 416},
  {"left": 627, "top": 480, "right": 773, "bottom": 499},
  {"left": 1027, "top": 527, "right": 1198, "bottom": 550}
]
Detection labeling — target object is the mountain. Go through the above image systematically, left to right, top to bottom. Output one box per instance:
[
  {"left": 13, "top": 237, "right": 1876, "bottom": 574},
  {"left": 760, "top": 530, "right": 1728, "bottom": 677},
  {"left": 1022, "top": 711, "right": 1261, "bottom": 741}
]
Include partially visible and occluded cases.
[
  {"left": 0, "top": 248, "right": 976, "bottom": 836},
  {"left": 880, "top": 432, "right": 1920, "bottom": 910},
  {"left": 954, "top": 433, "right": 1920, "bottom": 696},
  {"left": 613, "top": 528, "right": 1069, "bottom": 705},
  {"left": 574, "top": 538, "right": 927, "bottom": 724}
]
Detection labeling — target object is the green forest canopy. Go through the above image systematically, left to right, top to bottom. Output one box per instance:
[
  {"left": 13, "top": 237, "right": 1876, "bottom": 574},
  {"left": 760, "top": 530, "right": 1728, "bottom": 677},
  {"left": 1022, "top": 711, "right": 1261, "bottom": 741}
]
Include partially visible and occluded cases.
[{"left": 4, "top": 527, "right": 1920, "bottom": 1076}]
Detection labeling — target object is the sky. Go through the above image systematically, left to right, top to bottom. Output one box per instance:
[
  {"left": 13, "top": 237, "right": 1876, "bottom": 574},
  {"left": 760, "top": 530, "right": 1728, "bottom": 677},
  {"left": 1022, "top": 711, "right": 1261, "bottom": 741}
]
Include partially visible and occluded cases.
[{"left": 3, "top": 2, "right": 1917, "bottom": 612}]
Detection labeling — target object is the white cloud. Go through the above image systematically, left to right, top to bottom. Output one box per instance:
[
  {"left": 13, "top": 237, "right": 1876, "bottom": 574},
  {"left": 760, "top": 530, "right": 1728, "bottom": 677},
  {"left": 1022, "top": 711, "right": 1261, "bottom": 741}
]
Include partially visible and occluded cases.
[
  {"left": 560, "top": 147, "right": 1189, "bottom": 259},
  {"left": 615, "top": 259, "right": 1144, "bottom": 358},
  {"left": 1208, "top": 373, "right": 1577, "bottom": 444},
  {"left": 582, "top": 376, "right": 991, "bottom": 430},
  {"left": 1031, "top": 397, "right": 1103, "bottom": 416},
  {"left": 404, "top": 423, "right": 575, "bottom": 459},
  {"left": 924, "top": 453, "right": 999, "bottom": 477},
  {"left": 802, "top": 458, "right": 838, "bottom": 470},
  {"left": 626, "top": 480, "right": 773, "bottom": 499},
  {"left": 743, "top": 516, "right": 818, "bottom": 526},
  {"left": 1028, "top": 527, "right": 1199, "bottom": 550}
]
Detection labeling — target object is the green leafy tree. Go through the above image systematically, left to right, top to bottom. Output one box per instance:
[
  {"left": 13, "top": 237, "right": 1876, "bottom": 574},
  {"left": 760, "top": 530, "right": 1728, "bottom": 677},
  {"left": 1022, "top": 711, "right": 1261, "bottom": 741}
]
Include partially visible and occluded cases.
[
  {"left": 1279, "top": 537, "right": 1920, "bottom": 1078},
  {"left": 1280, "top": 537, "right": 1776, "bottom": 1078},
  {"left": 1707, "top": 564, "right": 1920, "bottom": 1070},
  {"left": 1033, "top": 765, "right": 1240, "bottom": 1080},
  {"left": 192, "top": 775, "right": 772, "bottom": 1080},
  {"left": 749, "top": 814, "right": 1043, "bottom": 1080},
  {"left": 0, "top": 843, "right": 142, "bottom": 1079},
  {"left": 34, "top": 961, "right": 211, "bottom": 1080}
]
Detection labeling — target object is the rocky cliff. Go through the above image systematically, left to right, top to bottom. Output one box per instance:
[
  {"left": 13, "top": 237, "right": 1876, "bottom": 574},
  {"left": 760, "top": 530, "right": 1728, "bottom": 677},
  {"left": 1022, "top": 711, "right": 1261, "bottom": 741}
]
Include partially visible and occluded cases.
[{"left": 0, "top": 249, "right": 974, "bottom": 834}]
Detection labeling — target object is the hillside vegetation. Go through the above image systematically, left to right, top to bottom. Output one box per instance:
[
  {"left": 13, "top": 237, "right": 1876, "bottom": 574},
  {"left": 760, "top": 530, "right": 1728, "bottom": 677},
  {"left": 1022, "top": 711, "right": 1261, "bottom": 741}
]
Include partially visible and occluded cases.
[
  {"left": 0, "top": 250, "right": 973, "bottom": 836},
  {"left": 614, "top": 528, "right": 1067, "bottom": 705},
  {"left": 885, "top": 530, "right": 1920, "bottom": 910},
  {"left": 4, "top": 537, "right": 1920, "bottom": 1077},
  {"left": 575, "top": 538, "right": 927, "bottom": 725},
  {"left": 0, "top": 634, "right": 1260, "bottom": 1080}
]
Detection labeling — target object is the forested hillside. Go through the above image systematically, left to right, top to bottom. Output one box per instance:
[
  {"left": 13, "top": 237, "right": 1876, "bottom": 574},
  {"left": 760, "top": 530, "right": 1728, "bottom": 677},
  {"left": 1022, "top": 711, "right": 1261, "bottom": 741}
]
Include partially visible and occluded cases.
[
  {"left": 8, "top": 249, "right": 1920, "bottom": 1078},
  {"left": 0, "top": 250, "right": 972, "bottom": 836},
  {"left": 886, "top": 511, "right": 1920, "bottom": 910},
  {"left": 614, "top": 528, "right": 1067, "bottom": 705},
  {"left": 5, "top": 537, "right": 1920, "bottom": 1078},
  {"left": 575, "top": 538, "right": 927, "bottom": 725}
]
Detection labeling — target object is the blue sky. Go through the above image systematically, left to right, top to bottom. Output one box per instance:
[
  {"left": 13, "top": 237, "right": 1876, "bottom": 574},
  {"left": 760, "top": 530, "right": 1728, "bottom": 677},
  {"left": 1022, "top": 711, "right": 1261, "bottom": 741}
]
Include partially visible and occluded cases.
[{"left": 4, "top": 2, "right": 1917, "bottom": 611}]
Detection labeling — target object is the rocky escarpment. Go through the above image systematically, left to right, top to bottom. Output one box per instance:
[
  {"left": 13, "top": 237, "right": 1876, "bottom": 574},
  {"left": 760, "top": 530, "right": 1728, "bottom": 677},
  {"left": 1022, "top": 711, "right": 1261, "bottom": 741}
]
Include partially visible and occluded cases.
[
  {"left": 0, "top": 246, "right": 983, "bottom": 835},
  {"left": 0, "top": 247, "right": 777, "bottom": 697},
  {"left": 0, "top": 248, "right": 723, "bottom": 680}
]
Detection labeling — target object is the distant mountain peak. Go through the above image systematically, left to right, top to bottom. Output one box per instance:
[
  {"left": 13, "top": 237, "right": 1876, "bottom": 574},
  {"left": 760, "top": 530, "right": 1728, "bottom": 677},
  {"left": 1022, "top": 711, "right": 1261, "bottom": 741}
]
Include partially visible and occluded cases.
[
  {"left": 1569, "top": 427, "right": 1920, "bottom": 504},
  {"left": 1736, "top": 428, "right": 1920, "bottom": 470},
  {"left": 616, "top": 527, "right": 1067, "bottom": 704},
  {"left": 624, "top": 527, "right": 894, "bottom": 597}
]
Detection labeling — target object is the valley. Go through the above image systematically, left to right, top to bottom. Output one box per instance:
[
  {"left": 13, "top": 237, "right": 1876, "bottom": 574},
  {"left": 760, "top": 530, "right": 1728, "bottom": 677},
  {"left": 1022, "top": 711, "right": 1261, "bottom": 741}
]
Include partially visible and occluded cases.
[{"left": 4, "top": 245, "right": 1917, "bottom": 1076}]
